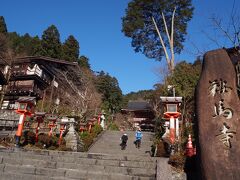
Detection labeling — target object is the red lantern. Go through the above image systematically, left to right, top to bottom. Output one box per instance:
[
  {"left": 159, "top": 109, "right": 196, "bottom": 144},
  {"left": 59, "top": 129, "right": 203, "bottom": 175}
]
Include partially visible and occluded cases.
[
  {"left": 15, "top": 97, "right": 36, "bottom": 146},
  {"left": 34, "top": 112, "right": 46, "bottom": 143},
  {"left": 48, "top": 116, "right": 57, "bottom": 137},
  {"left": 87, "top": 119, "right": 96, "bottom": 132},
  {"left": 58, "top": 123, "right": 66, "bottom": 145},
  {"left": 79, "top": 123, "right": 87, "bottom": 133}
]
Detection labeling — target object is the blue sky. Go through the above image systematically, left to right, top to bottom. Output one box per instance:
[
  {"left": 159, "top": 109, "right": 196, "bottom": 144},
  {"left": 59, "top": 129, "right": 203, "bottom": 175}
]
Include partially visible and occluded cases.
[{"left": 0, "top": 0, "right": 239, "bottom": 94}]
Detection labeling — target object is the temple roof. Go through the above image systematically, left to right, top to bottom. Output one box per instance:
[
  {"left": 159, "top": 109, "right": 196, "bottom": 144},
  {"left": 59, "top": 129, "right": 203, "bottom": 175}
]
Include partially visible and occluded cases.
[
  {"left": 0, "top": 56, "right": 78, "bottom": 66},
  {"left": 160, "top": 96, "right": 182, "bottom": 103},
  {"left": 124, "top": 101, "right": 152, "bottom": 111}
]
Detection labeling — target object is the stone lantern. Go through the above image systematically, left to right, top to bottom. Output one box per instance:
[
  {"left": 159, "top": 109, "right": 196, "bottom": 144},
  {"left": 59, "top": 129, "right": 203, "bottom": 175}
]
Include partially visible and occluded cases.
[{"left": 64, "top": 118, "right": 79, "bottom": 151}]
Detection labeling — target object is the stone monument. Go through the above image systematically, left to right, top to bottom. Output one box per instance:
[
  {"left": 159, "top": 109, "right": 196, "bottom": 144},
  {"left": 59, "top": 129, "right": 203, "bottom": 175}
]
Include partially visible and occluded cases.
[{"left": 196, "top": 48, "right": 240, "bottom": 180}]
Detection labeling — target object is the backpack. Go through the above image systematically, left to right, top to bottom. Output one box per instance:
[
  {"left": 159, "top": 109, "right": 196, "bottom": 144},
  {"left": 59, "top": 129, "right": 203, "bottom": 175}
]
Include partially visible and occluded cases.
[
  {"left": 136, "top": 131, "right": 142, "bottom": 140},
  {"left": 122, "top": 134, "right": 128, "bottom": 142}
]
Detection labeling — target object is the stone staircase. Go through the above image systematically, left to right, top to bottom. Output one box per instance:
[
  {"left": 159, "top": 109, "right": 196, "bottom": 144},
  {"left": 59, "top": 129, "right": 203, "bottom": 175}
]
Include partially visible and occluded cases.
[
  {"left": 0, "top": 130, "right": 157, "bottom": 180},
  {"left": 89, "top": 131, "right": 154, "bottom": 156}
]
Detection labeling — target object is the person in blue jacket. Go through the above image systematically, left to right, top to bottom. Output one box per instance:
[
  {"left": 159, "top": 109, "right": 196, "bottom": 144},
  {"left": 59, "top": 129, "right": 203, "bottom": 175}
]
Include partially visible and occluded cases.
[{"left": 135, "top": 128, "right": 143, "bottom": 148}]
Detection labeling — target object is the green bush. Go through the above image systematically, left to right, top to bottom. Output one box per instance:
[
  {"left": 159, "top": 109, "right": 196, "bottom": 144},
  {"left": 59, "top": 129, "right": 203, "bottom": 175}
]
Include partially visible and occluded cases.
[
  {"left": 107, "top": 122, "right": 119, "bottom": 131},
  {"left": 92, "top": 124, "right": 103, "bottom": 135},
  {"left": 79, "top": 125, "right": 103, "bottom": 151},
  {"left": 80, "top": 131, "right": 94, "bottom": 151},
  {"left": 80, "top": 131, "right": 91, "bottom": 139},
  {"left": 51, "top": 136, "right": 59, "bottom": 147}
]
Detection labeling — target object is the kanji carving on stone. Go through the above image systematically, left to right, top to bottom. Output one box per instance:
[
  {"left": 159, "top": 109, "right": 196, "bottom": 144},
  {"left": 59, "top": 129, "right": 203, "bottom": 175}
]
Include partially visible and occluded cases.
[
  {"left": 209, "top": 79, "right": 232, "bottom": 97},
  {"left": 213, "top": 99, "right": 233, "bottom": 119},
  {"left": 216, "top": 122, "right": 236, "bottom": 148}
]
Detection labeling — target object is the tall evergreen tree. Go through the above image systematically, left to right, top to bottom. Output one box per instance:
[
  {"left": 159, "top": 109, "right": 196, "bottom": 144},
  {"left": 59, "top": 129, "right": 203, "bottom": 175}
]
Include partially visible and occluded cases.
[
  {"left": 122, "top": 0, "right": 194, "bottom": 72},
  {"left": 0, "top": 16, "right": 7, "bottom": 35},
  {"left": 40, "top": 25, "right": 62, "bottom": 59},
  {"left": 7, "top": 32, "right": 42, "bottom": 56},
  {"left": 62, "top": 35, "right": 79, "bottom": 61},
  {"left": 30, "top": 36, "right": 42, "bottom": 56},
  {"left": 78, "top": 55, "right": 91, "bottom": 69},
  {"left": 95, "top": 71, "right": 123, "bottom": 113}
]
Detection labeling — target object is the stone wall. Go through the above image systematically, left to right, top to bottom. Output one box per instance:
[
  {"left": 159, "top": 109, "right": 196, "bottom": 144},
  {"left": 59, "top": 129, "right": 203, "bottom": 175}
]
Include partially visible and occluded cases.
[{"left": 0, "top": 110, "right": 19, "bottom": 130}]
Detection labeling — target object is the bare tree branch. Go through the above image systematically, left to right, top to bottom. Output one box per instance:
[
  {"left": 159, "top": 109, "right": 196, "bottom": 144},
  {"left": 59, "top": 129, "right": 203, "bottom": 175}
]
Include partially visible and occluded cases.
[
  {"left": 152, "top": 7, "right": 176, "bottom": 73},
  {"left": 170, "top": 8, "right": 176, "bottom": 70},
  {"left": 152, "top": 16, "right": 170, "bottom": 66},
  {"left": 210, "top": 16, "right": 236, "bottom": 47},
  {"left": 201, "top": 30, "right": 222, "bottom": 48}
]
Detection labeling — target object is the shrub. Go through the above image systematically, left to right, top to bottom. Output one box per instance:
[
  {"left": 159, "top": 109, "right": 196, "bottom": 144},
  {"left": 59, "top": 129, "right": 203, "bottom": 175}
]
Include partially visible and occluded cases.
[
  {"left": 107, "top": 122, "right": 119, "bottom": 131},
  {"left": 92, "top": 124, "right": 103, "bottom": 135},
  {"left": 79, "top": 126, "right": 102, "bottom": 152},
  {"left": 22, "top": 131, "right": 36, "bottom": 145},
  {"left": 80, "top": 131, "right": 94, "bottom": 151},
  {"left": 80, "top": 131, "right": 91, "bottom": 139},
  {"left": 37, "top": 133, "right": 59, "bottom": 149},
  {"left": 37, "top": 133, "right": 51, "bottom": 147},
  {"left": 51, "top": 136, "right": 59, "bottom": 147},
  {"left": 154, "top": 141, "right": 169, "bottom": 157},
  {"left": 168, "top": 152, "right": 186, "bottom": 171}
]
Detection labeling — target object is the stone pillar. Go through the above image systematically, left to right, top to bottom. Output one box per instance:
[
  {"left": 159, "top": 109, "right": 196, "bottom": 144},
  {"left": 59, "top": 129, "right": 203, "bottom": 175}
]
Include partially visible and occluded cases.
[{"left": 196, "top": 49, "right": 240, "bottom": 180}]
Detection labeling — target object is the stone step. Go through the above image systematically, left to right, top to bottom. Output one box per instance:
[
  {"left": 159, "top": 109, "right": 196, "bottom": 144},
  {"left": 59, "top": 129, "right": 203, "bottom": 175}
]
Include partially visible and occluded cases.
[
  {"left": 0, "top": 130, "right": 157, "bottom": 179},
  {"left": 0, "top": 149, "right": 156, "bottom": 163},
  {"left": 0, "top": 150, "right": 156, "bottom": 178},
  {"left": 0, "top": 155, "right": 156, "bottom": 170},
  {"left": 0, "top": 164, "right": 155, "bottom": 180}
]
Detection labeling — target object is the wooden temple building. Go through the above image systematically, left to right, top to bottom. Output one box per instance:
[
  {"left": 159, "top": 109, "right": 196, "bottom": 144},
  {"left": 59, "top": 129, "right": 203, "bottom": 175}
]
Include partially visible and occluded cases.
[
  {"left": 0, "top": 56, "right": 79, "bottom": 132},
  {"left": 0, "top": 56, "right": 78, "bottom": 110},
  {"left": 121, "top": 101, "right": 155, "bottom": 131}
]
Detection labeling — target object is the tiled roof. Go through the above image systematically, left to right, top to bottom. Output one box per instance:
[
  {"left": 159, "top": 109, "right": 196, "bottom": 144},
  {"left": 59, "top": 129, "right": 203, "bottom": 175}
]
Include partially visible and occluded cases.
[{"left": 127, "top": 101, "right": 152, "bottom": 110}]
